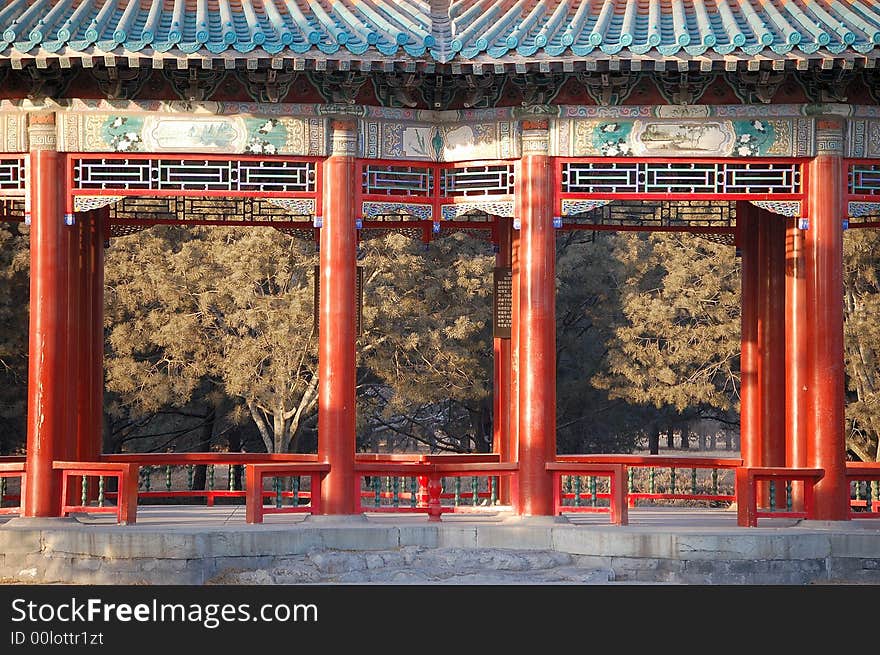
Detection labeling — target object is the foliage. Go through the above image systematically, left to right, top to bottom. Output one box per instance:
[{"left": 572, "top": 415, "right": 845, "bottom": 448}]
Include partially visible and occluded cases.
[
  {"left": 0, "top": 223, "right": 29, "bottom": 454},
  {"left": 104, "top": 226, "right": 319, "bottom": 453},
  {"left": 357, "top": 231, "right": 495, "bottom": 452},
  {"left": 593, "top": 232, "right": 741, "bottom": 414}
]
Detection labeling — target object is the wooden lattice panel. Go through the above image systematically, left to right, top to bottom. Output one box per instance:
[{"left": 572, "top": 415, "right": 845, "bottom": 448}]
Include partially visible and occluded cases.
[
  {"left": 562, "top": 162, "right": 800, "bottom": 196},
  {"left": 109, "top": 196, "right": 313, "bottom": 224},
  {"left": 563, "top": 200, "right": 736, "bottom": 229}
]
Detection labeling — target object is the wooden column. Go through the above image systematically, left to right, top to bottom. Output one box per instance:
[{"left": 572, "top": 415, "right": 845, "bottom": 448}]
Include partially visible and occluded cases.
[
  {"left": 23, "top": 113, "right": 69, "bottom": 517},
  {"left": 317, "top": 119, "right": 358, "bottom": 515},
  {"left": 516, "top": 120, "right": 556, "bottom": 516},
  {"left": 804, "top": 120, "right": 849, "bottom": 521},
  {"left": 738, "top": 201, "right": 762, "bottom": 477},
  {"left": 76, "top": 208, "right": 106, "bottom": 468},
  {"left": 758, "top": 208, "right": 787, "bottom": 506},
  {"left": 785, "top": 215, "right": 808, "bottom": 511},
  {"left": 493, "top": 216, "right": 513, "bottom": 505},
  {"left": 509, "top": 225, "right": 521, "bottom": 513}
]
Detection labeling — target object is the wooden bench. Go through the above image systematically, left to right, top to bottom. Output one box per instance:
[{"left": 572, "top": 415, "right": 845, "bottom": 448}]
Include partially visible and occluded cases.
[
  {"left": 0, "top": 461, "right": 26, "bottom": 515},
  {"left": 53, "top": 461, "right": 139, "bottom": 525},
  {"left": 546, "top": 462, "right": 628, "bottom": 525},
  {"left": 245, "top": 463, "right": 330, "bottom": 523},
  {"left": 735, "top": 466, "right": 824, "bottom": 527}
]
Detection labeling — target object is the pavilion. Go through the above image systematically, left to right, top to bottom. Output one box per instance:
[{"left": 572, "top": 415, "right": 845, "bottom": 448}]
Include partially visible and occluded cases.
[{"left": 1, "top": 0, "right": 879, "bottom": 523}]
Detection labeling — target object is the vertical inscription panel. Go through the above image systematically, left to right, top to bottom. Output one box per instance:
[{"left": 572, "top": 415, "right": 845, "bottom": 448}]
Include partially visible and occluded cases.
[{"left": 493, "top": 266, "right": 512, "bottom": 339}]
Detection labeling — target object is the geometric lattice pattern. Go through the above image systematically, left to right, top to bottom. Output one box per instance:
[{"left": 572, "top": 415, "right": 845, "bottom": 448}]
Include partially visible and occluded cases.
[
  {"left": 0, "top": 157, "right": 26, "bottom": 193},
  {"left": 74, "top": 158, "right": 316, "bottom": 194},
  {"left": 562, "top": 162, "right": 800, "bottom": 196},
  {"left": 441, "top": 164, "right": 515, "bottom": 197},
  {"left": 849, "top": 164, "right": 880, "bottom": 196},
  {"left": 363, "top": 165, "right": 433, "bottom": 197},
  {"left": 109, "top": 196, "right": 314, "bottom": 224},
  {"left": 562, "top": 200, "right": 737, "bottom": 229}
]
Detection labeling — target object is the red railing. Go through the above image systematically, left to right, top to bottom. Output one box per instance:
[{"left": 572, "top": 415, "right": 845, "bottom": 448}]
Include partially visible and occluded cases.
[
  {"left": 101, "top": 453, "right": 319, "bottom": 506},
  {"left": 353, "top": 453, "right": 516, "bottom": 520},
  {"left": 555, "top": 455, "right": 742, "bottom": 507},
  {"left": 0, "top": 457, "right": 26, "bottom": 515},
  {"left": 847, "top": 462, "right": 880, "bottom": 518}
]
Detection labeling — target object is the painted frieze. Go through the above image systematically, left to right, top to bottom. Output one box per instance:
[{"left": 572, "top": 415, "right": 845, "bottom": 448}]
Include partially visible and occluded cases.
[
  {"left": 50, "top": 100, "right": 325, "bottom": 155},
  {"left": 569, "top": 117, "right": 793, "bottom": 158},
  {"left": 848, "top": 120, "right": 880, "bottom": 158}
]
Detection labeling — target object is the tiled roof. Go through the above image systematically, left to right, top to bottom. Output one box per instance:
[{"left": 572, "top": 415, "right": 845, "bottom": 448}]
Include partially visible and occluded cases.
[{"left": 1, "top": 0, "right": 879, "bottom": 63}]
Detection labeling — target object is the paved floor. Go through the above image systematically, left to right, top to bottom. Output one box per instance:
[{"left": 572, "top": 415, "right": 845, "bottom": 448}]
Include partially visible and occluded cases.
[
  {"left": 2, "top": 503, "right": 874, "bottom": 531},
  {"left": 2, "top": 505, "right": 879, "bottom": 584}
]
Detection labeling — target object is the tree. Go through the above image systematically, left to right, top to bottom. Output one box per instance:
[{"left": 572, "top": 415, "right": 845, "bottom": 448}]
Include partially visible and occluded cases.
[
  {"left": 0, "top": 222, "right": 29, "bottom": 454},
  {"left": 104, "top": 225, "right": 319, "bottom": 454},
  {"left": 555, "top": 230, "right": 646, "bottom": 454},
  {"left": 357, "top": 231, "right": 495, "bottom": 453},
  {"left": 592, "top": 232, "right": 741, "bottom": 425}
]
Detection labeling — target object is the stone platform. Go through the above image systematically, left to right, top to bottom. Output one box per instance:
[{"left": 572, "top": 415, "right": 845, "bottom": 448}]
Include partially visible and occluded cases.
[{"left": 2, "top": 506, "right": 879, "bottom": 585}]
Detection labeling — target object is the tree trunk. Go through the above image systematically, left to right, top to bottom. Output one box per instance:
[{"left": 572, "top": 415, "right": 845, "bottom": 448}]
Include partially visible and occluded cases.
[
  {"left": 191, "top": 406, "right": 215, "bottom": 491},
  {"left": 226, "top": 426, "right": 243, "bottom": 491},
  {"left": 666, "top": 426, "right": 675, "bottom": 449},
  {"left": 648, "top": 429, "right": 659, "bottom": 455},
  {"left": 680, "top": 431, "right": 689, "bottom": 449}
]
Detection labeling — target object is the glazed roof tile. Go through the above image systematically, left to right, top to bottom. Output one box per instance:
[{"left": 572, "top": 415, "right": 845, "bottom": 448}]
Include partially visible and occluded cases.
[{"left": 1, "top": 0, "right": 879, "bottom": 63}]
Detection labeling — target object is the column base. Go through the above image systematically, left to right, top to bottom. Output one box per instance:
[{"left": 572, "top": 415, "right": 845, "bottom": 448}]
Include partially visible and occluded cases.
[
  {"left": 305, "top": 514, "right": 369, "bottom": 524},
  {"left": 502, "top": 514, "right": 568, "bottom": 525},
  {"left": 3, "top": 517, "right": 80, "bottom": 528},
  {"left": 797, "top": 519, "right": 862, "bottom": 530}
]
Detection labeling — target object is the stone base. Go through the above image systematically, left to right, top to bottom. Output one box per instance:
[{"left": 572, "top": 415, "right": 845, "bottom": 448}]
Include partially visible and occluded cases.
[
  {"left": 305, "top": 513, "right": 369, "bottom": 523},
  {"left": 3, "top": 516, "right": 80, "bottom": 528}
]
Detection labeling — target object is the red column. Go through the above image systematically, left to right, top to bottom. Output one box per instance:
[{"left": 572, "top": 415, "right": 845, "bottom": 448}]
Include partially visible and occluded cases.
[
  {"left": 24, "top": 113, "right": 69, "bottom": 517},
  {"left": 318, "top": 119, "right": 358, "bottom": 515},
  {"left": 516, "top": 122, "right": 555, "bottom": 516},
  {"left": 805, "top": 127, "right": 849, "bottom": 520},
  {"left": 739, "top": 202, "right": 761, "bottom": 475},
  {"left": 76, "top": 208, "right": 105, "bottom": 466},
  {"left": 759, "top": 209, "right": 786, "bottom": 506},
  {"left": 66, "top": 216, "right": 82, "bottom": 464},
  {"left": 785, "top": 216, "right": 808, "bottom": 511},
  {"left": 494, "top": 217, "right": 512, "bottom": 504},
  {"left": 509, "top": 226, "right": 521, "bottom": 513}
]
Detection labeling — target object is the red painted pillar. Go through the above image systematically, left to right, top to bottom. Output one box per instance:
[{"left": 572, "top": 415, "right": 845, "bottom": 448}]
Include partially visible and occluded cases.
[
  {"left": 24, "top": 113, "right": 70, "bottom": 517},
  {"left": 318, "top": 119, "right": 358, "bottom": 515},
  {"left": 516, "top": 120, "right": 556, "bottom": 516},
  {"left": 805, "top": 121, "right": 849, "bottom": 520},
  {"left": 738, "top": 201, "right": 761, "bottom": 477},
  {"left": 76, "top": 208, "right": 105, "bottom": 466},
  {"left": 759, "top": 209, "right": 786, "bottom": 506},
  {"left": 66, "top": 216, "right": 82, "bottom": 464},
  {"left": 785, "top": 216, "right": 808, "bottom": 511},
  {"left": 494, "top": 217, "right": 512, "bottom": 504},
  {"left": 509, "top": 226, "right": 521, "bottom": 513}
]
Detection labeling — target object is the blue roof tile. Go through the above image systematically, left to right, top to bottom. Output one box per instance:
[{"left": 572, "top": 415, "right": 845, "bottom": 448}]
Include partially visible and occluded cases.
[{"left": 0, "top": 0, "right": 878, "bottom": 64}]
